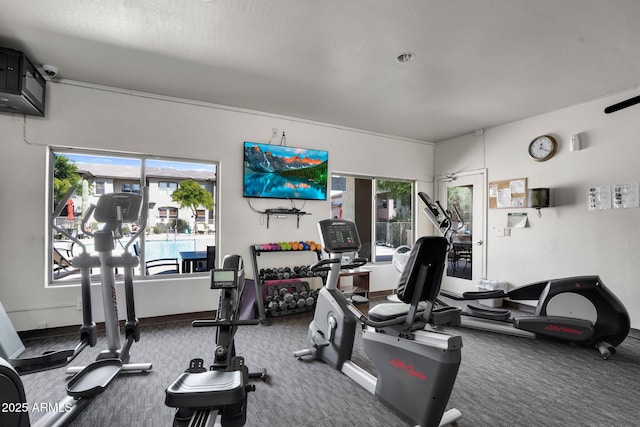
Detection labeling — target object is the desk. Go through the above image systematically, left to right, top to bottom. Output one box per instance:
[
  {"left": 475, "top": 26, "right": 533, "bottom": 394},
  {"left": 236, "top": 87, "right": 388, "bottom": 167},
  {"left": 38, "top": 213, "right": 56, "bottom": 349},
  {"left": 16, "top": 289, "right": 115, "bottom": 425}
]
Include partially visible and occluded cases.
[
  {"left": 179, "top": 251, "right": 207, "bottom": 273},
  {"left": 337, "top": 269, "right": 370, "bottom": 310}
]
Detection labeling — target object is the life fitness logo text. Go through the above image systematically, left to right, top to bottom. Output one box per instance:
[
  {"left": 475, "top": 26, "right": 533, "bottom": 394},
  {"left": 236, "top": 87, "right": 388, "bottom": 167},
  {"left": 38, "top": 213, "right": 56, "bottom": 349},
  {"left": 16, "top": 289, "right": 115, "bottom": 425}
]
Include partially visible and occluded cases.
[
  {"left": 544, "top": 325, "right": 583, "bottom": 335},
  {"left": 389, "top": 358, "right": 427, "bottom": 381}
]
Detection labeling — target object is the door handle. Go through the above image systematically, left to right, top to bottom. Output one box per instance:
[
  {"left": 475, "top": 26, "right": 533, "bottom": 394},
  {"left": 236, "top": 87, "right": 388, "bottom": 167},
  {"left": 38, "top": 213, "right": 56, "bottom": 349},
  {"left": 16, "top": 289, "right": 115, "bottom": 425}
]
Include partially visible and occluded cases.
[{"left": 474, "top": 240, "right": 483, "bottom": 246}]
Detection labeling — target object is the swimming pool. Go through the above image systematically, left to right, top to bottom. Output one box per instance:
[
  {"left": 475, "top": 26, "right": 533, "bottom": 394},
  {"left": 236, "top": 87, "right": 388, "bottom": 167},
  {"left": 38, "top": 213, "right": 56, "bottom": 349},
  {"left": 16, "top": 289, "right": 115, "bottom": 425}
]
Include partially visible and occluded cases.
[
  {"left": 79, "top": 238, "right": 197, "bottom": 260},
  {"left": 144, "top": 239, "right": 196, "bottom": 260}
]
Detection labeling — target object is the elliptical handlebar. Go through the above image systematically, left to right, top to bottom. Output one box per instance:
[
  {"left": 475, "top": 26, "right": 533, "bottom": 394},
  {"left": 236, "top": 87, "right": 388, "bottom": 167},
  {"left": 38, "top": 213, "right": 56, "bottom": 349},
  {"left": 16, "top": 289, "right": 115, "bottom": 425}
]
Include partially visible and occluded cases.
[
  {"left": 124, "top": 187, "right": 148, "bottom": 253},
  {"left": 418, "top": 191, "right": 458, "bottom": 249},
  {"left": 80, "top": 205, "right": 96, "bottom": 240}
]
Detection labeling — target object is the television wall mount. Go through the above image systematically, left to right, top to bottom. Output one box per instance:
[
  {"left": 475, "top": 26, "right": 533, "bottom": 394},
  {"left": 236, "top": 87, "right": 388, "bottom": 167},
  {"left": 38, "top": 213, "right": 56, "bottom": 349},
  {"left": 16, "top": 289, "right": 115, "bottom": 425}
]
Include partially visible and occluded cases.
[{"left": 263, "top": 208, "right": 309, "bottom": 228}]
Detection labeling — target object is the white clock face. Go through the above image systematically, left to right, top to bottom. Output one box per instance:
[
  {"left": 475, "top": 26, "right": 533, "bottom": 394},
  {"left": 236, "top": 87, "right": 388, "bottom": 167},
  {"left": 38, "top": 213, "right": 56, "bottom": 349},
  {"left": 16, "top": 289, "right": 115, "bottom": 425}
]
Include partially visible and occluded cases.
[{"left": 529, "top": 136, "right": 556, "bottom": 161}]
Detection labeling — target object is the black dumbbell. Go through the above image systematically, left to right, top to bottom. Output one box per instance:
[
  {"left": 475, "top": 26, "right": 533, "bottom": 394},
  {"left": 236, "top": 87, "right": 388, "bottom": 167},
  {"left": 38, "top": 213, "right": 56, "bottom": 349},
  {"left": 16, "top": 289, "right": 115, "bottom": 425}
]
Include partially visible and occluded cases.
[{"left": 268, "top": 300, "right": 279, "bottom": 313}]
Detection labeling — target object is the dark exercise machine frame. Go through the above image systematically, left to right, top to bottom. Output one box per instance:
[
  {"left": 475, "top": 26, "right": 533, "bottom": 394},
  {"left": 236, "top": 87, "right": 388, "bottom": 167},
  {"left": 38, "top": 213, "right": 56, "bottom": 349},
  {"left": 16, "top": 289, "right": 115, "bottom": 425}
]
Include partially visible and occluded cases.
[
  {"left": 0, "top": 188, "right": 152, "bottom": 426},
  {"left": 418, "top": 191, "right": 630, "bottom": 359},
  {"left": 294, "top": 219, "right": 463, "bottom": 427},
  {"left": 165, "top": 255, "right": 267, "bottom": 427}
]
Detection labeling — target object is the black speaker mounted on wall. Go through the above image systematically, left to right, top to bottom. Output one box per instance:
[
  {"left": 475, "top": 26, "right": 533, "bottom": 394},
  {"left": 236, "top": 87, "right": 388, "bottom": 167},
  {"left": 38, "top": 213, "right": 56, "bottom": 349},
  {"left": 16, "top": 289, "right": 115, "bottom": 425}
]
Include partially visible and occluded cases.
[{"left": 0, "top": 47, "right": 46, "bottom": 117}]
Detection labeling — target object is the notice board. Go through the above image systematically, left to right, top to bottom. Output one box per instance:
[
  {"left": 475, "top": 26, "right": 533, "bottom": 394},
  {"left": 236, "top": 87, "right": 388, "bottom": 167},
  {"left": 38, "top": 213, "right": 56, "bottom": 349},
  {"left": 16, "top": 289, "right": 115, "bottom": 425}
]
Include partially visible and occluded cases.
[{"left": 489, "top": 178, "right": 528, "bottom": 209}]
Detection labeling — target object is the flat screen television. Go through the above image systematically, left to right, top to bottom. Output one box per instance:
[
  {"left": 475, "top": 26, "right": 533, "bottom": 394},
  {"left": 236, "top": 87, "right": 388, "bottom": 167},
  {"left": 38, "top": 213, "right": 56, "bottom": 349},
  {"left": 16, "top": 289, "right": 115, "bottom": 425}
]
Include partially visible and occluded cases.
[{"left": 243, "top": 142, "right": 328, "bottom": 200}]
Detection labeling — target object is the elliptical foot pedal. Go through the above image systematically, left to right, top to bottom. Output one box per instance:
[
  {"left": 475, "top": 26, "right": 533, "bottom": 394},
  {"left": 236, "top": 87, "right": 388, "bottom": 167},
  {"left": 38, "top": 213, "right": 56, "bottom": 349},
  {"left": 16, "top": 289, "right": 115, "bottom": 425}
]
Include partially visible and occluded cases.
[
  {"left": 462, "top": 289, "right": 506, "bottom": 299},
  {"left": 466, "top": 304, "right": 511, "bottom": 321},
  {"left": 430, "top": 306, "right": 462, "bottom": 326},
  {"left": 11, "top": 348, "right": 76, "bottom": 374},
  {"left": 66, "top": 358, "right": 123, "bottom": 398}
]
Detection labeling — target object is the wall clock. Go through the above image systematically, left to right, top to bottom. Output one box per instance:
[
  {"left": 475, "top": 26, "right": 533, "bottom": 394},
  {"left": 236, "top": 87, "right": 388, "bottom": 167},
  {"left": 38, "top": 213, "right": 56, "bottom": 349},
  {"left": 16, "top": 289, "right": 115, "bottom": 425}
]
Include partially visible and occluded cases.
[{"left": 528, "top": 135, "right": 557, "bottom": 162}]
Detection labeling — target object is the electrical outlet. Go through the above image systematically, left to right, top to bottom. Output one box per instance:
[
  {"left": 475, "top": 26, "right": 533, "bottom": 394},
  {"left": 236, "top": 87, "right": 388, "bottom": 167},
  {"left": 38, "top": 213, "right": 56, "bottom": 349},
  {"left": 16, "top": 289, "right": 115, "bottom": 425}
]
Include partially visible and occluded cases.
[{"left": 77, "top": 298, "right": 83, "bottom": 310}]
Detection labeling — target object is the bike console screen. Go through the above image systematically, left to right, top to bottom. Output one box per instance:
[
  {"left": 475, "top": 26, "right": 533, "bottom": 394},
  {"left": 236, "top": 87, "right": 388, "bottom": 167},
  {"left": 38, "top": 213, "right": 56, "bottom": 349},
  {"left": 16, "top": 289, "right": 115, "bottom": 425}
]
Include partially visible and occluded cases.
[
  {"left": 318, "top": 219, "right": 361, "bottom": 253},
  {"left": 211, "top": 269, "right": 237, "bottom": 289}
]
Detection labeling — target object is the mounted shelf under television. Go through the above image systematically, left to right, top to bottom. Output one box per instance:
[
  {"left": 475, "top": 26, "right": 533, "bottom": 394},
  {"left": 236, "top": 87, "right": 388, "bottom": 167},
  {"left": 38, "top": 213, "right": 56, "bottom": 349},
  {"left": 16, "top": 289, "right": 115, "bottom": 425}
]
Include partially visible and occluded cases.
[{"left": 263, "top": 208, "right": 310, "bottom": 228}]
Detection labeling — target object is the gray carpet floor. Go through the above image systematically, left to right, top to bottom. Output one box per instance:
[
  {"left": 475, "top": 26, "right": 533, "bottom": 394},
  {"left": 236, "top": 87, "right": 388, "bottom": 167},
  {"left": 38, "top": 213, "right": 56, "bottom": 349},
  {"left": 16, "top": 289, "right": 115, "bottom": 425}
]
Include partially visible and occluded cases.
[{"left": 17, "top": 307, "right": 640, "bottom": 427}]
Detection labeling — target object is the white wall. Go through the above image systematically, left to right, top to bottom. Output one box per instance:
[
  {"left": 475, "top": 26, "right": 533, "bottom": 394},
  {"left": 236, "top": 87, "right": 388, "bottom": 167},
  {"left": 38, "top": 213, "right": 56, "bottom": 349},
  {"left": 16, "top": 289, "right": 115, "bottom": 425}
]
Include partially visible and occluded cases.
[
  {"left": 0, "top": 81, "right": 435, "bottom": 331},
  {"left": 435, "top": 88, "right": 640, "bottom": 330}
]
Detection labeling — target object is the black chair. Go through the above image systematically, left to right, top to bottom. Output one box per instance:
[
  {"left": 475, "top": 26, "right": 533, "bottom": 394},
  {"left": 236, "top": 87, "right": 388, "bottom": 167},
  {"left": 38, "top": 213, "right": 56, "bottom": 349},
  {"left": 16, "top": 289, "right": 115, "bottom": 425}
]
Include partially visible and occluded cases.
[
  {"left": 135, "top": 243, "right": 180, "bottom": 275},
  {"left": 195, "top": 246, "right": 216, "bottom": 272},
  {"left": 206, "top": 246, "right": 216, "bottom": 270},
  {"left": 145, "top": 258, "right": 180, "bottom": 275}
]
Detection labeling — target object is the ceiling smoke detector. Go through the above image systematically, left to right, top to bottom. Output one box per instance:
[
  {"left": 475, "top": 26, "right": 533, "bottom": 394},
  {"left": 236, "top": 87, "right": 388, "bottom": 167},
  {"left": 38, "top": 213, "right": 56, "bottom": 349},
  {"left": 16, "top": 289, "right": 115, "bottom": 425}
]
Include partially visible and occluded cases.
[{"left": 395, "top": 52, "right": 416, "bottom": 63}]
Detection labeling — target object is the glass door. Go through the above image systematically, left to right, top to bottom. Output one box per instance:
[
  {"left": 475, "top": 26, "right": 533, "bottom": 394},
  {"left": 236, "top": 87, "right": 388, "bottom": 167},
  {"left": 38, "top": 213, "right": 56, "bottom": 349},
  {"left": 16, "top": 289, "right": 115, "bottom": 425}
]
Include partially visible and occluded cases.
[{"left": 438, "top": 171, "right": 486, "bottom": 294}]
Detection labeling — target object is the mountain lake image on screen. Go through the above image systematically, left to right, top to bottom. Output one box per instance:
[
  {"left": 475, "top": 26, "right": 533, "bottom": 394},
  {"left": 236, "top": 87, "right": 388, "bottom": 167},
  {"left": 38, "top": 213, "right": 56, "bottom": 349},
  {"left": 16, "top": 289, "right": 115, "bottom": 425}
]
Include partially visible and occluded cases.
[{"left": 243, "top": 142, "right": 328, "bottom": 200}]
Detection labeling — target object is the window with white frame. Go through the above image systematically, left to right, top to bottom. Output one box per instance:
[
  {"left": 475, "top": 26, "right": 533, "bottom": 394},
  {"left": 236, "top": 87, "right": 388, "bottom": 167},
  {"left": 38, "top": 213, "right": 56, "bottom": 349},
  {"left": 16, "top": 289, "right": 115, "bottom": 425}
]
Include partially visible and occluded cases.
[
  {"left": 50, "top": 150, "right": 217, "bottom": 284},
  {"left": 331, "top": 174, "right": 414, "bottom": 262},
  {"left": 95, "top": 180, "right": 105, "bottom": 195},
  {"left": 121, "top": 182, "right": 141, "bottom": 194}
]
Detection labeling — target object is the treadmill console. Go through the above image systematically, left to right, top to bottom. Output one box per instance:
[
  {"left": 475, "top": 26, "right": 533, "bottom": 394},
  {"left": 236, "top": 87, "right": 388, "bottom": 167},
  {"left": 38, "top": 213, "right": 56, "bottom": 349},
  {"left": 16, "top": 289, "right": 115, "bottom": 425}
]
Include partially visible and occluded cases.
[
  {"left": 317, "top": 219, "right": 361, "bottom": 253},
  {"left": 211, "top": 269, "right": 238, "bottom": 289}
]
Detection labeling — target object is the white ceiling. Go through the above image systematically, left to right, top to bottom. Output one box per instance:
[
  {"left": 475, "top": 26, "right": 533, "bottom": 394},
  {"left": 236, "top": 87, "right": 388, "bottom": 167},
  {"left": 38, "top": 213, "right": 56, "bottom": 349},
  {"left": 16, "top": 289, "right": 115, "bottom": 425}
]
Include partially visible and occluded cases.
[{"left": 1, "top": 0, "right": 639, "bottom": 142}]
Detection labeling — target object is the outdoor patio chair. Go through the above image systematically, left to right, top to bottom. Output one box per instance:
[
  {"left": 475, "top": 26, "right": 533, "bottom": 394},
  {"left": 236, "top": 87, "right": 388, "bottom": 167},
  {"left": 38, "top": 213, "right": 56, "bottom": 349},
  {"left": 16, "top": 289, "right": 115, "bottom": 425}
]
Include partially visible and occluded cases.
[
  {"left": 54, "top": 240, "right": 75, "bottom": 258},
  {"left": 53, "top": 247, "right": 77, "bottom": 278},
  {"left": 145, "top": 258, "right": 180, "bottom": 275}
]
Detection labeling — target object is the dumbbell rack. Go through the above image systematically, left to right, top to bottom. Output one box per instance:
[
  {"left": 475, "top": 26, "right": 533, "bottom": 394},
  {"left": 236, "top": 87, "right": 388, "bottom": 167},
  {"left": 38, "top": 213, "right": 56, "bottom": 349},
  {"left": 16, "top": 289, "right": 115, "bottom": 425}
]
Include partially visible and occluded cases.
[{"left": 250, "top": 245, "right": 323, "bottom": 325}]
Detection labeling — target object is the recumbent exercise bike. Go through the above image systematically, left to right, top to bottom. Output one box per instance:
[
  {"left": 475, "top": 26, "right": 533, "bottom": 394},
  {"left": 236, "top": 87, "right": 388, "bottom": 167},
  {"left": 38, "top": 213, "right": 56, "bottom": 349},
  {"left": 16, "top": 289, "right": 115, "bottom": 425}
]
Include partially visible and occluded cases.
[{"left": 294, "top": 219, "right": 463, "bottom": 427}]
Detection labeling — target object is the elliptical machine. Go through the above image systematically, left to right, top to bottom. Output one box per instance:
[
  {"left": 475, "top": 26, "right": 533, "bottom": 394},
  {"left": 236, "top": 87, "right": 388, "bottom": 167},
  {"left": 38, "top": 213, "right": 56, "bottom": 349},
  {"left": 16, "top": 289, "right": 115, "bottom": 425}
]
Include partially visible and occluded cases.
[
  {"left": 0, "top": 188, "right": 152, "bottom": 426},
  {"left": 0, "top": 189, "right": 100, "bottom": 376},
  {"left": 418, "top": 191, "right": 630, "bottom": 359},
  {"left": 294, "top": 219, "right": 463, "bottom": 427},
  {"left": 165, "top": 255, "right": 266, "bottom": 427}
]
